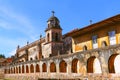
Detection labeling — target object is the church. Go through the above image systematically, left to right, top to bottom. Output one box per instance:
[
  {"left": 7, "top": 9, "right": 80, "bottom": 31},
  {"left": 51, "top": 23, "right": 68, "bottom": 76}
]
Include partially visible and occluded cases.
[{"left": 1, "top": 13, "right": 120, "bottom": 80}]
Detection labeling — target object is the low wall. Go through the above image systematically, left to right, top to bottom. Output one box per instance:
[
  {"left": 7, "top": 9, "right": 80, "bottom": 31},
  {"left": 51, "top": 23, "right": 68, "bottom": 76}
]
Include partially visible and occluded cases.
[
  {"left": 0, "top": 68, "right": 4, "bottom": 79},
  {"left": 4, "top": 73, "right": 120, "bottom": 80},
  {"left": 5, "top": 73, "right": 82, "bottom": 80}
]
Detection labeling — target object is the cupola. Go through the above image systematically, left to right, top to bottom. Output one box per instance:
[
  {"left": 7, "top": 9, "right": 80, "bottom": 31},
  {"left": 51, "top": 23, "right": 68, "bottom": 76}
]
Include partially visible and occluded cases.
[{"left": 45, "top": 11, "right": 62, "bottom": 31}]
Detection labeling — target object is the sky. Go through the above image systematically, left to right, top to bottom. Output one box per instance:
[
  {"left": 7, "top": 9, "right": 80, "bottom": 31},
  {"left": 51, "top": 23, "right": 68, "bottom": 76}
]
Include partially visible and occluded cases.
[{"left": 0, "top": 0, "right": 120, "bottom": 57}]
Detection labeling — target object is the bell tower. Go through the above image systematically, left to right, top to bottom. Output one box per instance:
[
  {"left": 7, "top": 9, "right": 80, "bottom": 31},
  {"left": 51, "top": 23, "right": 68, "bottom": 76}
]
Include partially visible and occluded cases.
[
  {"left": 42, "top": 11, "right": 63, "bottom": 58},
  {"left": 45, "top": 11, "right": 62, "bottom": 43}
]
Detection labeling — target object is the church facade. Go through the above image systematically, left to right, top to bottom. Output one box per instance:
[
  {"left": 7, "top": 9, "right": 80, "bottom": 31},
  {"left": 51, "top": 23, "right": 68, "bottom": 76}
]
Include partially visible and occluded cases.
[{"left": 1, "top": 13, "right": 120, "bottom": 80}]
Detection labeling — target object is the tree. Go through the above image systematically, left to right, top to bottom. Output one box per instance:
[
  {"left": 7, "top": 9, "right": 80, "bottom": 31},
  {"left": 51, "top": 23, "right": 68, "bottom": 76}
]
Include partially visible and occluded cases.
[{"left": 0, "top": 54, "right": 5, "bottom": 58}]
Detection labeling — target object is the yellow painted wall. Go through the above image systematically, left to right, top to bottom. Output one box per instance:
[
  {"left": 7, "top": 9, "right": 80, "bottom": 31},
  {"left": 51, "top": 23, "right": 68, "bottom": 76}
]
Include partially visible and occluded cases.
[
  {"left": 72, "top": 22, "right": 120, "bottom": 53},
  {"left": 97, "top": 36, "right": 109, "bottom": 48}
]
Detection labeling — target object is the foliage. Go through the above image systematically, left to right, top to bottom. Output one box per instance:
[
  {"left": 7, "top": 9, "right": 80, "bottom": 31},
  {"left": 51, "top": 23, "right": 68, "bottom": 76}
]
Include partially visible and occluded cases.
[{"left": 0, "top": 54, "right": 5, "bottom": 58}]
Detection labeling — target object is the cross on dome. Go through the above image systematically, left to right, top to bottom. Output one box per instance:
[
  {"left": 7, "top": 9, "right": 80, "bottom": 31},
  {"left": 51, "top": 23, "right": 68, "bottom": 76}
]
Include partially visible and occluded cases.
[{"left": 52, "top": 11, "right": 55, "bottom": 16}]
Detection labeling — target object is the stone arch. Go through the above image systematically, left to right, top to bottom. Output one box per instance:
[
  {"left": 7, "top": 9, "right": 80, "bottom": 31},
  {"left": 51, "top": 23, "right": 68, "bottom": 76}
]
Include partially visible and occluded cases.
[
  {"left": 101, "top": 41, "right": 107, "bottom": 47},
  {"left": 108, "top": 54, "right": 119, "bottom": 73},
  {"left": 114, "top": 54, "right": 120, "bottom": 73},
  {"left": 114, "top": 55, "right": 120, "bottom": 74},
  {"left": 87, "top": 56, "right": 102, "bottom": 73},
  {"left": 71, "top": 58, "right": 79, "bottom": 73},
  {"left": 93, "top": 58, "right": 102, "bottom": 73},
  {"left": 59, "top": 60, "right": 67, "bottom": 73},
  {"left": 50, "top": 62, "right": 56, "bottom": 72},
  {"left": 42, "top": 63, "right": 47, "bottom": 72},
  {"left": 30, "top": 64, "right": 34, "bottom": 73},
  {"left": 36, "top": 64, "right": 40, "bottom": 72},
  {"left": 22, "top": 65, "right": 24, "bottom": 73},
  {"left": 26, "top": 65, "right": 29, "bottom": 73},
  {"left": 19, "top": 66, "right": 21, "bottom": 73},
  {"left": 12, "top": 67, "right": 14, "bottom": 73},
  {"left": 14, "top": 67, "right": 15, "bottom": 73},
  {"left": 16, "top": 67, "right": 18, "bottom": 73},
  {"left": 8, "top": 68, "right": 10, "bottom": 74},
  {"left": 11, "top": 68, "right": 13, "bottom": 74},
  {"left": 12, "top": 68, "right": 14, "bottom": 74},
  {"left": 4, "top": 69, "right": 7, "bottom": 74},
  {"left": 4, "top": 69, "right": 6, "bottom": 74},
  {"left": 5, "top": 69, "right": 7, "bottom": 74},
  {"left": 6, "top": 69, "right": 8, "bottom": 74},
  {"left": 7, "top": 69, "right": 9, "bottom": 74}
]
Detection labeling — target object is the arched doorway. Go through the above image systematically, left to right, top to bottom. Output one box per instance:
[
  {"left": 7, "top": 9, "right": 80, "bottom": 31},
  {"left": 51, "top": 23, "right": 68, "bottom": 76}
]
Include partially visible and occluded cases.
[
  {"left": 108, "top": 54, "right": 120, "bottom": 73},
  {"left": 114, "top": 55, "right": 120, "bottom": 73},
  {"left": 87, "top": 56, "right": 102, "bottom": 73},
  {"left": 71, "top": 58, "right": 78, "bottom": 73},
  {"left": 93, "top": 58, "right": 102, "bottom": 73},
  {"left": 59, "top": 60, "right": 67, "bottom": 73},
  {"left": 50, "top": 62, "right": 56, "bottom": 72},
  {"left": 42, "top": 63, "right": 47, "bottom": 72},
  {"left": 30, "top": 64, "right": 34, "bottom": 73},
  {"left": 36, "top": 64, "right": 40, "bottom": 72},
  {"left": 22, "top": 65, "right": 24, "bottom": 73},
  {"left": 26, "top": 65, "right": 29, "bottom": 73},
  {"left": 19, "top": 66, "right": 21, "bottom": 73},
  {"left": 14, "top": 67, "right": 15, "bottom": 74},
  {"left": 16, "top": 67, "right": 18, "bottom": 73},
  {"left": 10, "top": 68, "right": 13, "bottom": 74},
  {"left": 4, "top": 69, "right": 6, "bottom": 74},
  {"left": 8, "top": 69, "right": 10, "bottom": 74}
]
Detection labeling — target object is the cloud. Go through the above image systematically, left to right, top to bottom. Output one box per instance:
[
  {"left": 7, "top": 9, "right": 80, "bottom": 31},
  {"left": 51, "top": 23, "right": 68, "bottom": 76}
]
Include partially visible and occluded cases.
[
  {"left": 0, "top": 5, "right": 39, "bottom": 40},
  {"left": 0, "top": 5, "right": 44, "bottom": 57},
  {"left": 0, "top": 36, "right": 28, "bottom": 57},
  {"left": 8, "top": 49, "right": 16, "bottom": 56}
]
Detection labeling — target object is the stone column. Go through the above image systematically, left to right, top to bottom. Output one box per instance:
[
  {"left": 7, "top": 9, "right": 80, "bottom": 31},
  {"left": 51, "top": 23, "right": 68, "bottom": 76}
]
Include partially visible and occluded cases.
[
  {"left": 99, "top": 51, "right": 109, "bottom": 74},
  {"left": 56, "top": 60, "right": 60, "bottom": 73},
  {"left": 67, "top": 61, "right": 72, "bottom": 74},
  {"left": 40, "top": 62, "right": 42, "bottom": 73},
  {"left": 47, "top": 62, "right": 50, "bottom": 73},
  {"left": 39, "top": 63, "right": 41, "bottom": 73},
  {"left": 24, "top": 64, "right": 26, "bottom": 73},
  {"left": 28, "top": 64, "right": 30, "bottom": 73},
  {"left": 34, "top": 64, "right": 36, "bottom": 73},
  {"left": 20, "top": 65, "right": 22, "bottom": 74},
  {"left": 17, "top": 66, "right": 19, "bottom": 74},
  {"left": 9, "top": 67, "right": 11, "bottom": 74}
]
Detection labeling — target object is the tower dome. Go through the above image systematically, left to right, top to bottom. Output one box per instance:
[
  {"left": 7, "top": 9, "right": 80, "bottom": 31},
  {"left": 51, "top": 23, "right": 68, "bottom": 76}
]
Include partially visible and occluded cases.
[{"left": 45, "top": 11, "right": 62, "bottom": 31}]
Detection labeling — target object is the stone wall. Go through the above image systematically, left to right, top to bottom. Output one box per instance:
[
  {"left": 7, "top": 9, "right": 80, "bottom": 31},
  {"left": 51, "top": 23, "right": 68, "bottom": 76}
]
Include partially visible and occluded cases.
[
  {"left": 3, "top": 44, "right": 120, "bottom": 80},
  {"left": 0, "top": 68, "right": 4, "bottom": 79},
  {"left": 4, "top": 73, "right": 120, "bottom": 80}
]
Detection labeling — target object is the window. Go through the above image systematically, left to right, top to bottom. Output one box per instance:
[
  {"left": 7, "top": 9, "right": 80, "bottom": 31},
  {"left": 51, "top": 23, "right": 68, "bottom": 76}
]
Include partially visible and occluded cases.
[
  {"left": 108, "top": 31, "right": 116, "bottom": 45},
  {"left": 109, "top": 31, "right": 115, "bottom": 37},
  {"left": 47, "top": 33, "right": 50, "bottom": 42},
  {"left": 55, "top": 33, "right": 59, "bottom": 41},
  {"left": 92, "top": 35, "right": 98, "bottom": 49},
  {"left": 92, "top": 35, "right": 97, "bottom": 44},
  {"left": 101, "top": 41, "right": 107, "bottom": 47},
  {"left": 83, "top": 45, "right": 87, "bottom": 51},
  {"left": 30, "top": 58, "right": 33, "bottom": 61}
]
